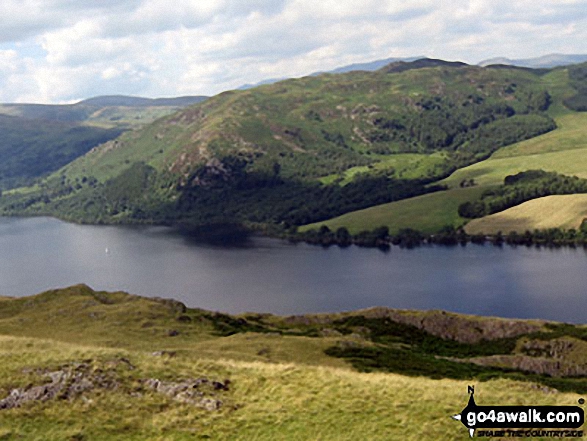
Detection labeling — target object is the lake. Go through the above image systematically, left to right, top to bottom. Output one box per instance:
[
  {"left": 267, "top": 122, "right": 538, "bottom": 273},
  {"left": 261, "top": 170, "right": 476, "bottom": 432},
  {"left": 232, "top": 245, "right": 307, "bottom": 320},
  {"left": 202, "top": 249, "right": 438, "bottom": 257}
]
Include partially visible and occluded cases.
[{"left": 0, "top": 216, "right": 585, "bottom": 323}]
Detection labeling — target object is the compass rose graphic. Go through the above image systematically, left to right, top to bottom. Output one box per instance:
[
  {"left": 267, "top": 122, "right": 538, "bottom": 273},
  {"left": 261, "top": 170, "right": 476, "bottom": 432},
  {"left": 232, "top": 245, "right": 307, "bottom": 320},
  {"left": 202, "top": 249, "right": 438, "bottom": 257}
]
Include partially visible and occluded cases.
[{"left": 452, "top": 388, "right": 477, "bottom": 438}]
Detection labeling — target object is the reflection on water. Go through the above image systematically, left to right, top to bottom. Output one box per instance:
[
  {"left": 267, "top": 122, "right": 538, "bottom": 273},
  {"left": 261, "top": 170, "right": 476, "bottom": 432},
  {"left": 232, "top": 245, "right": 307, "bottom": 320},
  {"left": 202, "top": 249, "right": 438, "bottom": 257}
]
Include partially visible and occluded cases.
[
  {"left": 0, "top": 217, "right": 585, "bottom": 323},
  {"left": 175, "top": 223, "right": 253, "bottom": 247}
]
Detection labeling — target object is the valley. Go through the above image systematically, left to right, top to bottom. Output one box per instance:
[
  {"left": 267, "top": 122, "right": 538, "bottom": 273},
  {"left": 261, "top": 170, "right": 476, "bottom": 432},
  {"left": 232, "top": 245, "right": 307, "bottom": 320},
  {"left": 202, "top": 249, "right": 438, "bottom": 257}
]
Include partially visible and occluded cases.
[{"left": 0, "top": 96, "right": 206, "bottom": 191}]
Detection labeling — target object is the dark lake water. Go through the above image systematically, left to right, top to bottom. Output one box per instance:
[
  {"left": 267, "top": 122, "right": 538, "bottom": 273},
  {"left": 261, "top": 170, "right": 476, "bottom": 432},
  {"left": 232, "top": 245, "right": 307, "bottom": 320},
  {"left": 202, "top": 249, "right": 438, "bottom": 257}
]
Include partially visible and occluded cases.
[{"left": 0, "top": 217, "right": 585, "bottom": 323}]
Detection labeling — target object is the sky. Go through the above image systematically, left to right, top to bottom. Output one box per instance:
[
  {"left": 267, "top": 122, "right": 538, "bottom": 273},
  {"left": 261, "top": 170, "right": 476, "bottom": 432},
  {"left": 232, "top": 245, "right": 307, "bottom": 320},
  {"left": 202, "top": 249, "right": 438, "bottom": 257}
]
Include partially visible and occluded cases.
[{"left": 0, "top": 0, "right": 585, "bottom": 104}]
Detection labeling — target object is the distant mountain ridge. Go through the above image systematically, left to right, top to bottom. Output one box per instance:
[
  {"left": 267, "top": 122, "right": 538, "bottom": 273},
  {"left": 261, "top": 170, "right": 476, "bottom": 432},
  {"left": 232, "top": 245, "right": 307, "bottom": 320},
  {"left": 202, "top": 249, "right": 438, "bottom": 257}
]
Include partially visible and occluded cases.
[
  {"left": 239, "top": 53, "right": 587, "bottom": 91},
  {"left": 478, "top": 53, "right": 587, "bottom": 68},
  {"left": 312, "top": 55, "right": 424, "bottom": 75},
  {"left": 238, "top": 56, "right": 424, "bottom": 90},
  {"left": 382, "top": 58, "right": 468, "bottom": 74},
  {"left": 0, "top": 95, "right": 208, "bottom": 123},
  {"left": 77, "top": 95, "right": 207, "bottom": 107}
]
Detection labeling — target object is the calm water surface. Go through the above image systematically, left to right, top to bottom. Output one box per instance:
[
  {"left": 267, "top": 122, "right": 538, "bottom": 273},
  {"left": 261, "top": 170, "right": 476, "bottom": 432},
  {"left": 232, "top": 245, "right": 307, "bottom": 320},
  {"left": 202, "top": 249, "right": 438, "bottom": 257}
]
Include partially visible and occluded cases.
[{"left": 1, "top": 217, "right": 586, "bottom": 323}]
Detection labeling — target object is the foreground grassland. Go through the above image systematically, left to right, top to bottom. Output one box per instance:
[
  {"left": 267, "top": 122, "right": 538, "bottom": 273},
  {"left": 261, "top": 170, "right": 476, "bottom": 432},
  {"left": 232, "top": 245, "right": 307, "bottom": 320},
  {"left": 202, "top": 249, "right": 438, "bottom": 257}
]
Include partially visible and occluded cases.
[{"left": 0, "top": 285, "right": 584, "bottom": 440}]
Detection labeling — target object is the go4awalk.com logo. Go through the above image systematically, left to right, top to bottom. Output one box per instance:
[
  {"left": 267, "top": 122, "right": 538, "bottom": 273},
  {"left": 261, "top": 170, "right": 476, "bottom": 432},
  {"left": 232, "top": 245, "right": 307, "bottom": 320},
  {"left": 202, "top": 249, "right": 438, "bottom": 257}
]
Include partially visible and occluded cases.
[{"left": 452, "top": 386, "right": 585, "bottom": 438}]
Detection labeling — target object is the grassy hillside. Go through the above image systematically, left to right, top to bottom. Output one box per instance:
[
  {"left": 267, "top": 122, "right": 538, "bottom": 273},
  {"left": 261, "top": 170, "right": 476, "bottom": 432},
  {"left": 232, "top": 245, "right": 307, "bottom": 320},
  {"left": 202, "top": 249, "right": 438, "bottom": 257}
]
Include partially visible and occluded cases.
[
  {"left": 1, "top": 59, "right": 572, "bottom": 229},
  {"left": 57, "top": 61, "right": 556, "bottom": 183},
  {"left": 305, "top": 109, "right": 587, "bottom": 235},
  {"left": 443, "top": 113, "right": 587, "bottom": 188},
  {"left": 302, "top": 187, "right": 484, "bottom": 234},
  {"left": 0, "top": 285, "right": 584, "bottom": 439}
]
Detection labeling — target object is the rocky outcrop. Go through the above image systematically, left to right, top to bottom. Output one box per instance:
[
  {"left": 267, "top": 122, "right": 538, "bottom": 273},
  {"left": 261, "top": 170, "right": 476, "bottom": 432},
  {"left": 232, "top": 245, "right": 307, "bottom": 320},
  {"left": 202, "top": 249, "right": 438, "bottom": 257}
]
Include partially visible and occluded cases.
[
  {"left": 190, "top": 158, "right": 232, "bottom": 187},
  {"left": 151, "top": 297, "right": 188, "bottom": 314},
  {"left": 284, "top": 308, "right": 545, "bottom": 344},
  {"left": 361, "top": 308, "right": 545, "bottom": 343},
  {"left": 375, "top": 309, "right": 544, "bottom": 344},
  {"left": 459, "top": 337, "right": 587, "bottom": 377},
  {"left": 521, "top": 338, "right": 576, "bottom": 358},
  {"left": 465, "top": 354, "right": 587, "bottom": 377},
  {"left": 0, "top": 359, "right": 230, "bottom": 411},
  {"left": 0, "top": 360, "right": 123, "bottom": 410},
  {"left": 143, "top": 378, "right": 230, "bottom": 411}
]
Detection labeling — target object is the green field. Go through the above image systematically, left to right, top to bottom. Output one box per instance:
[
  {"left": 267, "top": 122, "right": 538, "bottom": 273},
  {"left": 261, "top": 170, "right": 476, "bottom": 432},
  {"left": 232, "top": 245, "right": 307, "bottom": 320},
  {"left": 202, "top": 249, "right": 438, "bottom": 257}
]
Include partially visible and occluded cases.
[
  {"left": 302, "top": 186, "right": 484, "bottom": 234},
  {"left": 0, "top": 285, "right": 584, "bottom": 440}
]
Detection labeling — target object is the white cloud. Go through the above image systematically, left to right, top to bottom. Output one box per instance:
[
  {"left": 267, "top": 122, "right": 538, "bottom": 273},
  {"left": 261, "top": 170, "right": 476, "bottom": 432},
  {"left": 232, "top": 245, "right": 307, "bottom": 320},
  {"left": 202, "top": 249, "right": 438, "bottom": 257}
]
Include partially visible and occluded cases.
[
  {"left": 0, "top": 0, "right": 585, "bottom": 102},
  {"left": 0, "top": 50, "right": 19, "bottom": 70}
]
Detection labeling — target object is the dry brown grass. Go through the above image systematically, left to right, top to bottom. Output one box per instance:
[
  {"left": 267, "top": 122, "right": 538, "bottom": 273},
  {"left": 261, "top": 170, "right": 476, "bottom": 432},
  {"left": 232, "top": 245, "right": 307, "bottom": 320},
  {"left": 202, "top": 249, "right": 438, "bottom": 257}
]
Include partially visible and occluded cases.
[{"left": 464, "top": 194, "right": 587, "bottom": 234}]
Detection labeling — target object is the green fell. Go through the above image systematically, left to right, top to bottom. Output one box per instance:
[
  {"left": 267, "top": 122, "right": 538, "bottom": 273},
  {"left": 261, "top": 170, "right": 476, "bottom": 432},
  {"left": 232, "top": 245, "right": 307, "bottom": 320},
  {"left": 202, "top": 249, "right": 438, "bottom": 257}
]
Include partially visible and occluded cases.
[{"left": 2, "top": 59, "right": 573, "bottom": 231}]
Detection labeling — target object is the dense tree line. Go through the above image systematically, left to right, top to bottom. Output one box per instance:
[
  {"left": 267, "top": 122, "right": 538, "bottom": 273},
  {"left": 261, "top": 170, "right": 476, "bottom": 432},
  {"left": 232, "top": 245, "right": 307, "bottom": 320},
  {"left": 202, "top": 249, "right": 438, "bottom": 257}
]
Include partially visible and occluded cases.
[
  {"left": 450, "top": 115, "right": 555, "bottom": 166},
  {"left": 0, "top": 156, "right": 447, "bottom": 228},
  {"left": 0, "top": 162, "right": 168, "bottom": 224},
  {"left": 458, "top": 170, "right": 587, "bottom": 218},
  {"left": 291, "top": 223, "right": 587, "bottom": 249},
  {"left": 293, "top": 225, "right": 470, "bottom": 248}
]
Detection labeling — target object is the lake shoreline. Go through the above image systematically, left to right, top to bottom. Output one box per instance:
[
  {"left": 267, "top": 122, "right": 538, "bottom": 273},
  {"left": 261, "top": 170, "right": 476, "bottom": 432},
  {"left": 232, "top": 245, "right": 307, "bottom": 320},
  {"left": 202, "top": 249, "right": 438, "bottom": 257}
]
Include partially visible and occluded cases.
[
  {"left": 4, "top": 209, "right": 587, "bottom": 251},
  {"left": 285, "top": 224, "right": 587, "bottom": 249}
]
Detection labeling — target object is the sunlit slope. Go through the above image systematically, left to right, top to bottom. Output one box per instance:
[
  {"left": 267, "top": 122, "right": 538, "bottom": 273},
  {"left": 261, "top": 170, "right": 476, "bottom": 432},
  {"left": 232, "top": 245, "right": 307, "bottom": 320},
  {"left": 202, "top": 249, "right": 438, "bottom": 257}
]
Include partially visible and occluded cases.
[
  {"left": 536, "top": 67, "right": 576, "bottom": 116},
  {"left": 492, "top": 112, "right": 587, "bottom": 157},
  {"left": 464, "top": 194, "right": 587, "bottom": 234},
  {"left": 0, "top": 285, "right": 584, "bottom": 440}
]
